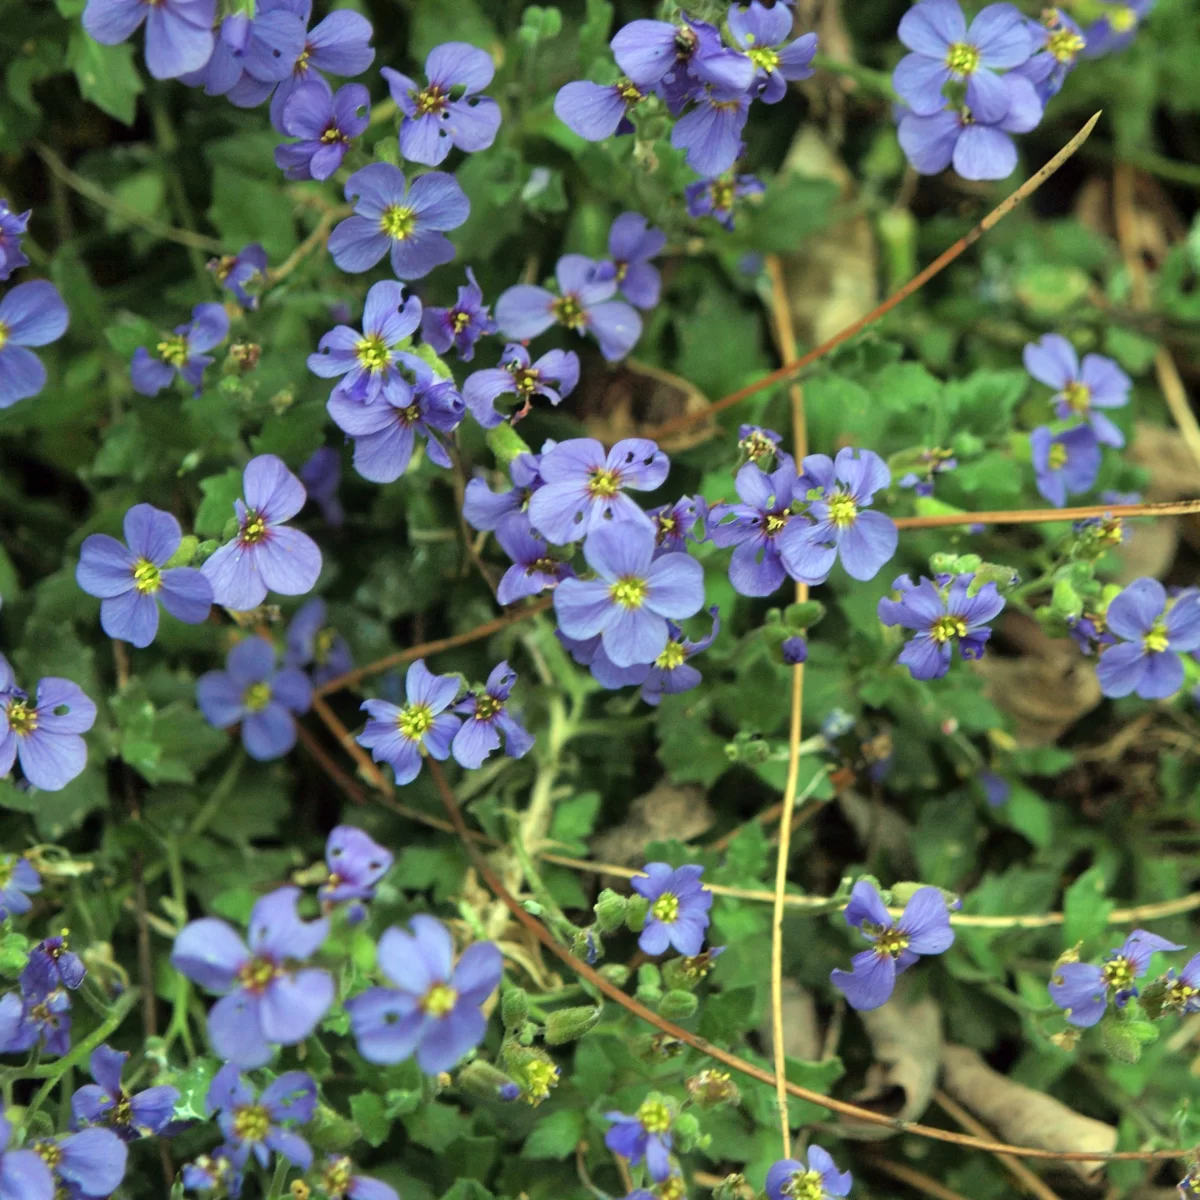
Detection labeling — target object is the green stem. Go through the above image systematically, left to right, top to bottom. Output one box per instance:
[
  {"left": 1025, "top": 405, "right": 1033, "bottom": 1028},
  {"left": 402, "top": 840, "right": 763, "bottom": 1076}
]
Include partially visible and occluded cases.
[
  {"left": 813, "top": 53, "right": 897, "bottom": 100},
  {"left": 149, "top": 93, "right": 211, "bottom": 286},
  {"left": 188, "top": 750, "right": 246, "bottom": 841},
  {"left": 162, "top": 835, "right": 196, "bottom": 1058},
  {"left": 265, "top": 1157, "right": 290, "bottom": 1200}
]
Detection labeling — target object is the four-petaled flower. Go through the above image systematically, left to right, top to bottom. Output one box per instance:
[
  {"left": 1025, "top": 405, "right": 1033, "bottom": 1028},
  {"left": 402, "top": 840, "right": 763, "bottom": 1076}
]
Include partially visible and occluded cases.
[
  {"left": 83, "top": 0, "right": 215, "bottom": 80},
  {"left": 1083, "top": 0, "right": 1153, "bottom": 58},
  {"left": 727, "top": 1, "right": 819, "bottom": 103},
  {"left": 182, "top": 8, "right": 304, "bottom": 102},
  {"left": 1013, "top": 8, "right": 1086, "bottom": 100},
  {"left": 382, "top": 43, "right": 501, "bottom": 166},
  {"left": 553, "top": 77, "right": 647, "bottom": 140},
  {"left": 276, "top": 80, "right": 370, "bottom": 181},
  {"left": 671, "top": 86, "right": 752, "bottom": 178},
  {"left": 329, "top": 162, "right": 469, "bottom": 280},
  {"left": 684, "top": 173, "right": 765, "bottom": 230},
  {"left": 0, "top": 200, "right": 31, "bottom": 281},
  {"left": 593, "top": 213, "right": 666, "bottom": 311},
  {"left": 208, "top": 243, "right": 269, "bottom": 310},
  {"left": 421, "top": 267, "right": 498, "bottom": 362},
  {"left": 0, "top": 280, "right": 70, "bottom": 409},
  {"left": 131, "top": 302, "right": 229, "bottom": 397},
  {"left": 1024, "top": 333, "right": 1130, "bottom": 448},
  {"left": 463, "top": 343, "right": 579, "bottom": 429},
  {"left": 1030, "top": 423, "right": 1102, "bottom": 508},
  {"left": 462, "top": 451, "right": 544, "bottom": 532},
  {"left": 200, "top": 454, "right": 323, "bottom": 611},
  {"left": 709, "top": 461, "right": 798, "bottom": 597},
  {"left": 650, "top": 495, "right": 708, "bottom": 558},
  {"left": 76, "top": 503, "right": 213, "bottom": 648},
  {"left": 495, "top": 514, "right": 575, "bottom": 605},
  {"left": 879, "top": 573, "right": 1006, "bottom": 680},
  {"left": 1095, "top": 578, "right": 1200, "bottom": 700},
  {"left": 285, "top": 597, "right": 353, "bottom": 688},
  {"left": 639, "top": 607, "right": 720, "bottom": 706},
  {"left": 197, "top": 636, "right": 313, "bottom": 761},
  {"left": 357, "top": 658, "right": 462, "bottom": 785},
  {"left": 451, "top": 661, "right": 535, "bottom": 769},
  {"left": 0, "top": 676, "right": 96, "bottom": 792},
  {"left": 320, "top": 825, "right": 393, "bottom": 907},
  {"left": 0, "top": 854, "right": 40, "bottom": 920},
  {"left": 632, "top": 863, "right": 712, "bottom": 956},
  {"left": 830, "top": 881, "right": 955, "bottom": 1011},
  {"left": 172, "top": 886, "right": 333, "bottom": 1067},
  {"left": 347, "top": 914, "right": 502, "bottom": 1073},
  {"left": 1049, "top": 929, "right": 1182, "bottom": 1027},
  {"left": 1159, "top": 952, "right": 1200, "bottom": 1015},
  {"left": 0, "top": 972, "right": 72, "bottom": 1057},
  {"left": 71, "top": 1044, "right": 180, "bottom": 1140},
  {"left": 207, "top": 1064, "right": 316, "bottom": 1170},
  {"left": 604, "top": 1098, "right": 675, "bottom": 1182},
  {"left": 0, "top": 1104, "right": 54, "bottom": 1200},
  {"left": 32, "top": 1127, "right": 128, "bottom": 1199},
  {"left": 765, "top": 1147, "right": 853, "bottom": 1200}
]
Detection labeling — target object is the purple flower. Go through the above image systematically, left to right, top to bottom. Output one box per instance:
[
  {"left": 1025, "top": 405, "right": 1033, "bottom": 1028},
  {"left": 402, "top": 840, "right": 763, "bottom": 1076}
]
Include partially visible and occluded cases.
[
  {"left": 83, "top": 0, "right": 215, "bottom": 80},
  {"left": 893, "top": 0, "right": 1034, "bottom": 119},
  {"left": 1083, "top": 0, "right": 1153, "bottom": 57},
  {"left": 727, "top": 1, "right": 818, "bottom": 103},
  {"left": 181, "top": 9, "right": 305, "bottom": 99},
  {"left": 1012, "top": 9, "right": 1085, "bottom": 100},
  {"left": 611, "top": 16, "right": 754, "bottom": 105},
  {"left": 382, "top": 43, "right": 501, "bottom": 166},
  {"left": 897, "top": 74, "right": 1043, "bottom": 181},
  {"left": 553, "top": 78, "right": 647, "bottom": 140},
  {"left": 275, "top": 81, "right": 370, "bottom": 181},
  {"left": 671, "top": 86, "right": 751, "bottom": 177},
  {"left": 328, "top": 162, "right": 468, "bottom": 280},
  {"left": 685, "top": 173, "right": 764, "bottom": 230},
  {"left": 0, "top": 201, "right": 30, "bottom": 281},
  {"left": 593, "top": 213, "right": 666, "bottom": 310},
  {"left": 209, "top": 244, "right": 269, "bottom": 310},
  {"left": 496, "top": 255, "right": 642, "bottom": 362},
  {"left": 421, "top": 268, "right": 497, "bottom": 361},
  {"left": 0, "top": 280, "right": 69, "bottom": 409},
  {"left": 308, "top": 280, "right": 423, "bottom": 405},
  {"left": 131, "top": 302, "right": 229, "bottom": 397},
  {"left": 1024, "top": 334, "right": 1130, "bottom": 448},
  {"left": 463, "top": 343, "right": 579, "bottom": 429},
  {"left": 328, "top": 363, "right": 464, "bottom": 484},
  {"left": 738, "top": 423, "right": 790, "bottom": 469},
  {"left": 1030, "top": 424, "right": 1101, "bottom": 508},
  {"left": 529, "top": 436, "right": 668, "bottom": 544},
  {"left": 300, "top": 446, "right": 344, "bottom": 529},
  {"left": 781, "top": 448, "right": 898, "bottom": 585},
  {"left": 463, "top": 452, "right": 544, "bottom": 531},
  {"left": 200, "top": 454, "right": 323, "bottom": 611},
  {"left": 709, "top": 462, "right": 798, "bottom": 597},
  {"left": 650, "top": 495, "right": 708, "bottom": 557},
  {"left": 76, "top": 503, "right": 212, "bottom": 648},
  {"left": 495, "top": 514, "right": 574, "bottom": 605},
  {"left": 554, "top": 520, "right": 704, "bottom": 669},
  {"left": 878, "top": 572, "right": 1006, "bottom": 680},
  {"left": 1095, "top": 578, "right": 1200, "bottom": 700},
  {"left": 285, "top": 597, "right": 352, "bottom": 688},
  {"left": 639, "top": 606, "right": 720, "bottom": 706},
  {"left": 1068, "top": 612, "right": 1116, "bottom": 657},
  {"left": 557, "top": 630, "right": 651, "bottom": 691},
  {"left": 781, "top": 635, "right": 808, "bottom": 665},
  {"left": 196, "top": 637, "right": 312, "bottom": 761},
  {"left": 357, "top": 659, "right": 461, "bottom": 785},
  {"left": 451, "top": 661, "right": 535, "bottom": 769},
  {"left": 0, "top": 676, "right": 95, "bottom": 792},
  {"left": 980, "top": 771, "right": 1010, "bottom": 806},
  {"left": 320, "top": 825, "right": 393, "bottom": 906},
  {"left": 0, "top": 854, "right": 40, "bottom": 919},
  {"left": 632, "top": 863, "right": 712, "bottom": 956},
  {"left": 830, "top": 881, "right": 954, "bottom": 1011},
  {"left": 172, "top": 886, "right": 333, "bottom": 1067},
  {"left": 346, "top": 914, "right": 502, "bottom": 1072},
  {"left": 1049, "top": 929, "right": 1181, "bottom": 1027},
  {"left": 25, "top": 936, "right": 86, "bottom": 992},
  {"left": 1160, "top": 953, "right": 1200, "bottom": 1015},
  {"left": 0, "top": 971, "right": 71, "bottom": 1057},
  {"left": 71, "top": 1045, "right": 179, "bottom": 1140},
  {"left": 207, "top": 1065, "right": 316, "bottom": 1170},
  {"left": 604, "top": 1101, "right": 674, "bottom": 1182},
  {"left": 0, "top": 1106, "right": 53, "bottom": 1200},
  {"left": 32, "top": 1128, "right": 127, "bottom": 1198},
  {"left": 181, "top": 1147, "right": 243, "bottom": 1196},
  {"left": 766, "top": 1148, "right": 853, "bottom": 1200},
  {"left": 318, "top": 1156, "right": 399, "bottom": 1200},
  {"left": 1181, "top": 1167, "right": 1200, "bottom": 1200}
]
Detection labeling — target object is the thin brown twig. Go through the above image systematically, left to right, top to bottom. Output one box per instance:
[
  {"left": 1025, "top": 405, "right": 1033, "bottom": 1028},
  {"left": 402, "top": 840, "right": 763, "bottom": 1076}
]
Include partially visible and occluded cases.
[
  {"left": 644, "top": 113, "right": 1102, "bottom": 444},
  {"left": 265, "top": 204, "right": 351, "bottom": 288},
  {"left": 895, "top": 498, "right": 1200, "bottom": 529},
  {"left": 310, "top": 693, "right": 393, "bottom": 796},
  {"left": 296, "top": 723, "right": 369, "bottom": 805},
  {"left": 426, "top": 759, "right": 1189, "bottom": 1163},
  {"left": 865, "top": 1156, "right": 973, "bottom": 1200}
]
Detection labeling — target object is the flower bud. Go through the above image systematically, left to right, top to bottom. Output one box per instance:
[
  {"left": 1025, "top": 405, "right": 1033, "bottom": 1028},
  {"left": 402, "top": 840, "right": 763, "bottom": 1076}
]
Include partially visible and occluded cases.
[
  {"left": 486, "top": 422, "right": 534, "bottom": 465},
  {"left": 783, "top": 599, "right": 825, "bottom": 630},
  {"left": 781, "top": 636, "right": 808, "bottom": 665},
  {"left": 594, "top": 888, "right": 628, "bottom": 932},
  {"left": 626, "top": 894, "right": 649, "bottom": 932},
  {"left": 598, "top": 962, "right": 630, "bottom": 987},
  {"left": 501, "top": 988, "right": 529, "bottom": 1030},
  {"left": 657, "top": 990, "right": 698, "bottom": 1021},
  {"left": 544, "top": 1005, "right": 601, "bottom": 1045},
  {"left": 1101, "top": 1011, "right": 1143, "bottom": 1063},
  {"left": 1049, "top": 1026, "right": 1081, "bottom": 1051},
  {"left": 457, "top": 1060, "right": 519, "bottom": 1102},
  {"left": 686, "top": 1069, "right": 740, "bottom": 1109},
  {"left": 671, "top": 1111, "right": 702, "bottom": 1152},
  {"left": 713, "top": 1174, "right": 752, "bottom": 1200}
]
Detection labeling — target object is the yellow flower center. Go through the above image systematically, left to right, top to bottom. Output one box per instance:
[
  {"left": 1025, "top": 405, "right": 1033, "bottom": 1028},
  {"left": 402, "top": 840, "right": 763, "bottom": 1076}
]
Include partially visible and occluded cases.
[
  {"left": 1108, "top": 6, "right": 1138, "bottom": 32},
  {"left": 1047, "top": 27, "right": 1085, "bottom": 60},
  {"left": 945, "top": 41, "right": 981, "bottom": 74},
  {"left": 296, "top": 45, "right": 311, "bottom": 72},
  {"left": 747, "top": 45, "right": 780, "bottom": 72},
  {"left": 617, "top": 79, "right": 645, "bottom": 107},
  {"left": 413, "top": 84, "right": 449, "bottom": 116},
  {"left": 320, "top": 126, "right": 346, "bottom": 144},
  {"left": 711, "top": 178, "right": 735, "bottom": 212},
  {"left": 380, "top": 205, "right": 417, "bottom": 240},
  {"left": 212, "top": 255, "right": 236, "bottom": 281},
  {"left": 553, "top": 295, "right": 587, "bottom": 330},
  {"left": 451, "top": 309, "right": 472, "bottom": 333},
  {"left": 0, "top": 321, "right": 10, "bottom": 351},
  {"left": 356, "top": 333, "right": 392, "bottom": 373},
  {"left": 157, "top": 334, "right": 190, "bottom": 368},
  {"left": 509, "top": 364, "right": 541, "bottom": 395},
  {"left": 1062, "top": 380, "right": 1091, "bottom": 412},
  {"left": 1047, "top": 443, "right": 1068, "bottom": 470},
  {"left": 587, "top": 467, "right": 621, "bottom": 498},
  {"left": 826, "top": 492, "right": 858, "bottom": 527},
  {"left": 241, "top": 510, "right": 268, "bottom": 545},
  {"left": 763, "top": 510, "right": 789, "bottom": 536},
  {"left": 1096, "top": 517, "right": 1124, "bottom": 545},
  {"left": 530, "top": 556, "right": 559, "bottom": 576},
  {"left": 132, "top": 557, "right": 162, "bottom": 595},
  {"left": 610, "top": 577, "right": 648, "bottom": 609},
  {"left": 930, "top": 614, "right": 967, "bottom": 644},
  {"left": 1143, "top": 619, "right": 1169, "bottom": 654},
  {"left": 314, "top": 628, "right": 336, "bottom": 663},
  {"left": 655, "top": 641, "right": 687, "bottom": 670},
  {"left": 243, "top": 681, "right": 272, "bottom": 712},
  {"left": 475, "top": 693, "right": 502, "bottom": 721},
  {"left": 6, "top": 699, "right": 37, "bottom": 738},
  {"left": 397, "top": 702, "right": 434, "bottom": 741},
  {"left": 651, "top": 892, "right": 679, "bottom": 923},
  {"left": 875, "top": 927, "right": 910, "bottom": 959},
  {"left": 237, "top": 955, "right": 277, "bottom": 993},
  {"left": 1101, "top": 955, "right": 1135, "bottom": 991},
  {"left": 1166, "top": 980, "right": 1197, "bottom": 1010},
  {"left": 423, "top": 982, "right": 458, "bottom": 1017},
  {"left": 525, "top": 1059, "right": 559, "bottom": 1102},
  {"left": 113, "top": 1096, "right": 134, "bottom": 1127},
  {"left": 637, "top": 1098, "right": 672, "bottom": 1135},
  {"left": 232, "top": 1104, "right": 271, "bottom": 1143},
  {"left": 36, "top": 1143, "right": 62, "bottom": 1169},
  {"left": 322, "top": 1157, "right": 354, "bottom": 1195},
  {"left": 783, "top": 1169, "right": 827, "bottom": 1200},
  {"left": 658, "top": 1177, "right": 687, "bottom": 1200},
  {"left": 291, "top": 1182, "right": 312, "bottom": 1200}
]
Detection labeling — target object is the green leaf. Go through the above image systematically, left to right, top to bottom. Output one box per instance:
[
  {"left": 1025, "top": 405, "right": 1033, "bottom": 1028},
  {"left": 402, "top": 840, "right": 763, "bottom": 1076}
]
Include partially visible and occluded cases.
[
  {"left": 68, "top": 33, "right": 143, "bottom": 124},
  {"left": 207, "top": 166, "right": 296, "bottom": 259},
  {"left": 194, "top": 468, "right": 243, "bottom": 537},
  {"left": 998, "top": 784, "right": 1053, "bottom": 849},
  {"left": 548, "top": 791, "right": 600, "bottom": 851},
  {"left": 1063, "top": 865, "right": 1114, "bottom": 949},
  {"left": 699, "top": 984, "right": 757, "bottom": 1043},
  {"left": 351, "top": 1092, "right": 392, "bottom": 1148},
  {"left": 521, "top": 1108, "right": 584, "bottom": 1159}
]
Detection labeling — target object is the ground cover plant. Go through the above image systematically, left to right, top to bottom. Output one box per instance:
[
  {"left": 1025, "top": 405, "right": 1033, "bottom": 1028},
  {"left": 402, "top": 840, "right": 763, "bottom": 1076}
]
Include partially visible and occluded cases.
[{"left": 1, "top": 0, "right": 1200, "bottom": 1197}]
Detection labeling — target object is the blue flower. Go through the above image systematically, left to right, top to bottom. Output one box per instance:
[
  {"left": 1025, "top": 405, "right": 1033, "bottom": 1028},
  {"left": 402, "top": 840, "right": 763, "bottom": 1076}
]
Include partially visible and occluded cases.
[
  {"left": 83, "top": 0, "right": 215, "bottom": 80},
  {"left": 1083, "top": 0, "right": 1153, "bottom": 57},
  {"left": 728, "top": 1, "right": 818, "bottom": 103},
  {"left": 181, "top": 8, "right": 304, "bottom": 100},
  {"left": 1012, "top": 8, "right": 1085, "bottom": 100},
  {"left": 553, "top": 78, "right": 647, "bottom": 140},
  {"left": 276, "top": 81, "right": 371, "bottom": 181},
  {"left": 671, "top": 86, "right": 751, "bottom": 177},
  {"left": 685, "top": 173, "right": 764, "bottom": 230},
  {"left": 0, "top": 201, "right": 31, "bottom": 281},
  {"left": 593, "top": 213, "right": 666, "bottom": 310},
  {"left": 209, "top": 244, "right": 269, "bottom": 310},
  {"left": 421, "top": 268, "right": 498, "bottom": 362},
  {"left": 0, "top": 280, "right": 69, "bottom": 409},
  {"left": 131, "top": 302, "right": 228, "bottom": 397},
  {"left": 1025, "top": 334, "right": 1130, "bottom": 448},
  {"left": 463, "top": 343, "right": 579, "bottom": 429},
  {"left": 1031, "top": 423, "right": 1101, "bottom": 508},
  {"left": 899, "top": 447, "right": 957, "bottom": 496},
  {"left": 462, "top": 452, "right": 545, "bottom": 532},
  {"left": 710, "top": 461, "right": 799, "bottom": 597},
  {"left": 649, "top": 495, "right": 708, "bottom": 558},
  {"left": 77, "top": 503, "right": 212, "bottom": 648},
  {"left": 495, "top": 514, "right": 575, "bottom": 606},
  {"left": 1095, "top": 578, "right": 1200, "bottom": 700},
  {"left": 285, "top": 598, "right": 353, "bottom": 689},
  {"left": 639, "top": 607, "right": 720, "bottom": 706},
  {"left": 781, "top": 635, "right": 808, "bottom": 665},
  {"left": 197, "top": 637, "right": 312, "bottom": 762},
  {"left": 357, "top": 659, "right": 461, "bottom": 786},
  {"left": 452, "top": 662, "right": 535, "bottom": 770},
  {"left": 0, "top": 676, "right": 96, "bottom": 792},
  {"left": 979, "top": 771, "right": 1011, "bottom": 807},
  {"left": 320, "top": 826, "right": 393, "bottom": 907},
  {"left": 0, "top": 854, "right": 39, "bottom": 920},
  {"left": 632, "top": 863, "right": 712, "bottom": 956},
  {"left": 830, "top": 881, "right": 954, "bottom": 1010},
  {"left": 1049, "top": 929, "right": 1182, "bottom": 1027},
  {"left": 25, "top": 936, "right": 86, "bottom": 992},
  {"left": 0, "top": 966, "right": 71, "bottom": 1057},
  {"left": 71, "top": 1044, "right": 180, "bottom": 1140},
  {"left": 207, "top": 1065, "right": 316, "bottom": 1170},
  {"left": 604, "top": 1099, "right": 674, "bottom": 1182},
  {"left": 0, "top": 1105, "right": 53, "bottom": 1199},
  {"left": 33, "top": 1128, "right": 127, "bottom": 1198},
  {"left": 181, "top": 1146, "right": 243, "bottom": 1196},
  {"left": 766, "top": 1147, "right": 853, "bottom": 1200},
  {"left": 319, "top": 1156, "right": 399, "bottom": 1200}
]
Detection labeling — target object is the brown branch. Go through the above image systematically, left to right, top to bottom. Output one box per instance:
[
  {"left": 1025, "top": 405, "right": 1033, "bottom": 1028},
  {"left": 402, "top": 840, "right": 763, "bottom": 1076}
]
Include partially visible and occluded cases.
[
  {"left": 644, "top": 113, "right": 1102, "bottom": 444},
  {"left": 265, "top": 204, "right": 351, "bottom": 287},
  {"left": 895, "top": 497, "right": 1200, "bottom": 530},
  {"left": 310, "top": 693, "right": 393, "bottom": 796},
  {"left": 296, "top": 723, "right": 369, "bottom": 805},
  {"left": 426, "top": 759, "right": 1188, "bottom": 1162},
  {"left": 865, "top": 1156, "right": 973, "bottom": 1200}
]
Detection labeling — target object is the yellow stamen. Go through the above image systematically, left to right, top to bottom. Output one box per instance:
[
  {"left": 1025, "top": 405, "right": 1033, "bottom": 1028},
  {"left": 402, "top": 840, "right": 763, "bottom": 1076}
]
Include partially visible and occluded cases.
[
  {"left": 1108, "top": 6, "right": 1137, "bottom": 33},
  {"left": 1047, "top": 27, "right": 1085, "bottom": 60},
  {"left": 945, "top": 41, "right": 981, "bottom": 74},
  {"left": 747, "top": 45, "right": 780, "bottom": 73},
  {"left": 413, "top": 84, "right": 448, "bottom": 116},
  {"left": 380, "top": 205, "right": 416, "bottom": 240},
  {"left": 552, "top": 294, "right": 587, "bottom": 330},
  {"left": 451, "top": 309, "right": 471, "bottom": 333},
  {"left": 0, "top": 321, "right": 10, "bottom": 351},
  {"left": 356, "top": 333, "right": 392, "bottom": 373},
  {"left": 157, "top": 334, "right": 189, "bottom": 368},
  {"left": 1061, "top": 380, "right": 1091, "bottom": 412},
  {"left": 1047, "top": 443, "right": 1068, "bottom": 470},
  {"left": 587, "top": 468, "right": 621, "bottom": 498},
  {"left": 826, "top": 492, "right": 858, "bottom": 527},
  {"left": 241, "top": 511, "right": 268, "bottom": 545},
  {"left": 763, "top": 511, "right": 789, "bottom": 536},
  {"left": 132, "top": 558, "right": 162, "bottom": 595},
  {"left": 610, "top": 577, "right": 648, "bottom": 609},
  {"left": 930, "top": 614, "right": 967, "bottom": 643},
  {"left": 1143, "top": 620, "right": 1169, "bottom": 654},
  {"left": 655, "top": 642, "right": 686, "bottom": 671},
  {"left": 243, "top": 682, "right": 272, "bottom": 712},
  {"left": 474, "top": 693, "right": 502, "bottom": 721},
  {"left": 6, "top": 699, "right": 37, "bottom": 737},
  {"left": 397, "top": 702, "right": 434, "bottom": 740},
  {"left": 651, "top": 892, "right": 679, "bottom": 923},
  {"left": 875, "top": 927, "right": 910, "bottom": 958},
  {"left": 1101, "top": 955, "right": 1135, "bottom": 991},
  {"left": 236, "top": 956, "right": 277, "bottom": 993},
  {"left": 422, "top": 982, "right": 458, "bottom": 1017},
  {"left": 637, "top": 1098, "right": 672, "bottom": 1134},
  {"left": 232, "top": 1105, "right": 271, "bottom": 1143},
  {"left": 322, "top": 1157, "right": 354, "bottom": 1195},
  {"left": 783, "top": 1169, "right": 828, "bottom": 1200}
]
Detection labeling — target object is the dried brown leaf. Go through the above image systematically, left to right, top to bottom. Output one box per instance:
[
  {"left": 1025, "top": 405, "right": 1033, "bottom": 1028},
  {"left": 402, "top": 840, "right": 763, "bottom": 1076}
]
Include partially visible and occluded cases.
[
  {"left": 590, "top": 783, "right": 715, "bottom": 875},
  {"left": 760, "top": 979, "right": 822, "bottom": 1064}
]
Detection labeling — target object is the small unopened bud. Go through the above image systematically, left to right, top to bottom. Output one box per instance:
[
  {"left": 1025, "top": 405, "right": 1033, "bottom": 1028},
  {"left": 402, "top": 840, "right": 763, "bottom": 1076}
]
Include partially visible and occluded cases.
[
  {"left": 229, "top": 341, "right": 261, "bottom": 372},
  {"left": 485, "top": 422, "right": 533, "bottom": 465},
  {"left": 164, "top": 535, "right": 199, "bottom": 569},
  {"left": 930, "top": 552, "right": 958, "bottom": 575},
  {"left": 783, "top": 599, "right": 825, "bottom": 630},
  {"left": 781, "top": 636, "right": 808, "bottom": 665},
  {"left": 941, "top": 717, "right": 958, "bottom": 736},
  {"left": 594, "top": 889, "right": 628, "bottom": 932},
  {"left": 626, "top": 895, "right": 649, "bottom": 932},
  {"left": 501, "top": 988, "right": 529, "bottom": 1030},
  {"left": 657, "top": 990, "right": 698, "bottom": 1021},
  {"left": 544, "top": 1005, "right": 601, "bottom": 1045},
  {"left": 1101, "top": 1012, "right": 1143, "bottom": 1064},
  {"left": 456, "top": 1059, "right": 518, "bottom": 1101},
  {"left": 686, "top": 1069, "right": 740, "bottom": 1109},
  {"left": 672, "top": 1111, "right": 701, "bottom": 1153},
  {"left": 713, "top": 1174, "right": 751, "bottom": 1200}
]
